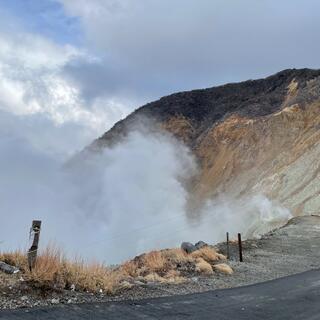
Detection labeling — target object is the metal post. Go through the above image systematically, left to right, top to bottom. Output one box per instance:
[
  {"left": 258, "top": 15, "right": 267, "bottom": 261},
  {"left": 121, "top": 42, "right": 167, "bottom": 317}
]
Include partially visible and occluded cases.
[
  {"left": 28, "top": 220, "right": 41, "bottom": 271},
  {"left": 226, "top": 232, "right": 230, "bottom": 259},
  {"left": 238, "top": 233, "right": 243, "bottom": 262}
]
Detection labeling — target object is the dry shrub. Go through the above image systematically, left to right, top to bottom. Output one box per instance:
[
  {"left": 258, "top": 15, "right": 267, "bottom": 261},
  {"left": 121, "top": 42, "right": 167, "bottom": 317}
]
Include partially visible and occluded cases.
[
  {"left": 1, "top": 245, "right": 234, "bottom": 294},
  {"left": 22, "top": 246, "right": 122, "bottom": 293},
  {"left": 25, "top": 246, "right": 65, "bottom": 290},
  {"left": 0, "top": 247, "right": 122, "bottom": 293},
  {"left": 191, "top": 247, "right": 226, "bottom": 263},
  {"left": 162, "top": 248, "right": 192, "bottom": 265},
  {"left": 119, "top": 249, "right": 192, "bottom": 284},
  {"left": 0, "top": 250, "right": 28, "bottom": 270},
  {"left": 120, "top": 250, "right": 170, "bottom": 278},
  {"left": 142, "top": 251, "right": 167, "bottom": 273},
  {"left": 195, "top": 258, "right": 213, "bottom": 275},
  {"left": 63, "top": 260, "right": 122, "bottom": 294},
  {"left": 121, "top": 260, "right": 139, "bottom": 277},
  {"left": 213, "top": 263, "right": 233, "bottom": 275},
  {"left": 163, "top": 269, "right": 186, "bottom": 284},
  {"left": 164, "top": 269, "right": 180, "bottom": 278},
  {"left": 144, "top": 271, "right": 186, "bottom": 284},
  {"left": 144, "top": 273, "right": 166, "bottom": 283},
  {"left": 118, "top": 280, "right": 133, "bottom": 290}
]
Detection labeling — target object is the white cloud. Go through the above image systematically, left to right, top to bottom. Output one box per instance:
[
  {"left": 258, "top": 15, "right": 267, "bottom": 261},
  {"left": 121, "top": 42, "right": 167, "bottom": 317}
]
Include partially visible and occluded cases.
[
  {"left": 59, "top": 0, "right": 320, "bottom": 95},
  {"left": 0, "top": 24, "right": 134, "bottom": 158},
  {"left": 0, "top": 29, "right": 83, "bottom": 118},
  {"left": 0, "top": 32, "right": 77, "bottom": 70}
]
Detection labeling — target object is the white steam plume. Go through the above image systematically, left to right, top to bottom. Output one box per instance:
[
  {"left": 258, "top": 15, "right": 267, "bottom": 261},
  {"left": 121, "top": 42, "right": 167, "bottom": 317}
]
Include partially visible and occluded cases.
[{"left": 0, "top": 121, "right": 291, "bottom": 264}]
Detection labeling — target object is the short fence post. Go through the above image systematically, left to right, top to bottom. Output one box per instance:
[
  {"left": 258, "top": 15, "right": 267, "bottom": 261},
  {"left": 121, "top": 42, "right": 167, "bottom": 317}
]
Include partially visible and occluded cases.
[
  {"left": 28, "top": 220, "right": 42, "bottom": 271},
  {"left": 226, "top": 232, "right": 230, "bottom": 259},
  {"left": 238, "top": 233, "right": 243, "bottom": 262}
]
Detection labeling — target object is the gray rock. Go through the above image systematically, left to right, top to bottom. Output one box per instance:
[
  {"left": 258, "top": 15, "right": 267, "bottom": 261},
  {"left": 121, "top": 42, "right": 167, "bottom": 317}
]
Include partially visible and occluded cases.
[
  {"left": 195, "top": 241, "right": 208, "bottom": 250},
  {"left": 181, "top": 242, "right": 197, "bottom": 254},
  {"left": 0, "top": 261, "right": 19, "bottom": 274},
  {"left": 51, "top": 298, "right": 60, "bottom": 304}
]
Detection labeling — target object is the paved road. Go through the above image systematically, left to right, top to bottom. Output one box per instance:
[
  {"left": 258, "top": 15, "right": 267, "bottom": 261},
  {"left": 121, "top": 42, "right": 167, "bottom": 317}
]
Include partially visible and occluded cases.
[{"left": 1, "top": 269, "right": 320, "bottom": 320}]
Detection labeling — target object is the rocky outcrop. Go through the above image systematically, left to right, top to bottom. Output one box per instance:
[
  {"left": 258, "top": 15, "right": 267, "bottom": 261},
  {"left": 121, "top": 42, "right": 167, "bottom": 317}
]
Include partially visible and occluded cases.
[{"left": 91, "top": 68, "right": 320, "bottom": 216}]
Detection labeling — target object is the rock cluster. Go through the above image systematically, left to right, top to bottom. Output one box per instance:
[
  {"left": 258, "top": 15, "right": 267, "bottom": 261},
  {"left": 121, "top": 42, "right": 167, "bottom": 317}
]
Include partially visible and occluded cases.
[{"left": 181, "top": 241, "right": 208, "bottom": 254}]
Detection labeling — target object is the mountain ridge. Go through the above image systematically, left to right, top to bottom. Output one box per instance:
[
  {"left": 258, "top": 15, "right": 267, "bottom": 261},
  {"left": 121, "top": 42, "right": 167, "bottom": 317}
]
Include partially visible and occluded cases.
[
  {"left": 90, "top": 68, "right": 320, "bottom": 216},
  {"left": 94, "top": 68, "right": 320, "bottom": 147}
]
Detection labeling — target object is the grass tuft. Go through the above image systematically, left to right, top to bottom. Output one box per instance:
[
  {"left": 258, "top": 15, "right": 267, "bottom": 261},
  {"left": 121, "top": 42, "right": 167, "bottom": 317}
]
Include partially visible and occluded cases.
[
  {"left": 0, "top": 245, "right": 232, "bottom": 294},
  {"left": 195, "top": 258, "right": 213, "bottom": 275},
  {"left": 213, "top": 263, "right": 234, "bottom": 275}
]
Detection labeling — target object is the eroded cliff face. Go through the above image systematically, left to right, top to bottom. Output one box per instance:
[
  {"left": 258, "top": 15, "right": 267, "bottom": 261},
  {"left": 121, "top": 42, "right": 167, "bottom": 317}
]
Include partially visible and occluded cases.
[
  {"left": 93, "top": 69, "right": 320, "bottom": 216},
  {"left": 194, "top": 101, "right": 320, "bottom": 215}
]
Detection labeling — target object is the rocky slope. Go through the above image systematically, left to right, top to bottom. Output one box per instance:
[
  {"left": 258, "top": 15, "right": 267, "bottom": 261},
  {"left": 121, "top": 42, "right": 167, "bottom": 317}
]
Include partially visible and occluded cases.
[{"left": 92, "top": 68, "right": 320, "bottom": 216}]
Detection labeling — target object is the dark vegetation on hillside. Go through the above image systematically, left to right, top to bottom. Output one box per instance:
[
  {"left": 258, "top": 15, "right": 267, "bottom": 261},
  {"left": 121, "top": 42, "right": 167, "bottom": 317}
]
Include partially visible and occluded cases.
[{"left": 95, "top": 68, "right": 320, "bottom": 149}]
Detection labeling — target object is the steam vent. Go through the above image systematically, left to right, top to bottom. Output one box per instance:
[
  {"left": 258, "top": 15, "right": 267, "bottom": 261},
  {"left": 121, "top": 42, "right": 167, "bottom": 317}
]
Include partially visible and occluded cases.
[{"left": 93, "top": 68, "right": 320, "bottom": 216}]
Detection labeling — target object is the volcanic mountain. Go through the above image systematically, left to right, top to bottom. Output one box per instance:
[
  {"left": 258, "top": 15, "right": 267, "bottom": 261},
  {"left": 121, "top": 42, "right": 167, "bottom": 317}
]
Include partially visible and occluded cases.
[{"left": 90, "top": 68, "right": 320, "bottom": 216}]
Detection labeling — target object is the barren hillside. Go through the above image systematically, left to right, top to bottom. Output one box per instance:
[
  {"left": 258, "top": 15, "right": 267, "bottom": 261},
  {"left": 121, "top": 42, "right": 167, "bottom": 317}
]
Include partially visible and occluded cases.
[{"left": 91, "top": 68, "right": 320, "bottom": 216}]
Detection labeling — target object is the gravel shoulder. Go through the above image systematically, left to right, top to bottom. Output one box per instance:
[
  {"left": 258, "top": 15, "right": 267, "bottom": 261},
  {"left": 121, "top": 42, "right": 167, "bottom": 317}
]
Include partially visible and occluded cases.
[
  {"left": 1, "top": 215, "right": 320, "bottom": 310},
  {"left": 3, "top": 268, "right": 320, "bottom": 320}
]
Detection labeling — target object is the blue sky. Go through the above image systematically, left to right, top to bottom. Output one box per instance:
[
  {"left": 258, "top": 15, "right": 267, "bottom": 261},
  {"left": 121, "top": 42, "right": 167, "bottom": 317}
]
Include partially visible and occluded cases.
[{"left": 2, "top": 0, "right": 81, "bottom": 45}]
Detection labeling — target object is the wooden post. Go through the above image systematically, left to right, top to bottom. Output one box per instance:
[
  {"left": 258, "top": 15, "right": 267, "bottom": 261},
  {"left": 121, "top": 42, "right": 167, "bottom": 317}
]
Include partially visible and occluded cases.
[
  {"left": 28, "top": 220, "right": 41, "bottom": 271},
  {"left": 226, "top": 232, "right": 230, "bottom": 260},
  {"left": 238, "top": 233, "right": 243, "bottom": 262}
]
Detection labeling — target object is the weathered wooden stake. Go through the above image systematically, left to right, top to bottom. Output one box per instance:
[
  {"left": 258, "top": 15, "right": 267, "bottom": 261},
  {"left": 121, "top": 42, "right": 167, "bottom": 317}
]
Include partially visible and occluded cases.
[
  {"left": 27, "top": 220, "right": 41, "bottom": 271},
  {"left": 226, "top": 232, "right": 230, "bottom": 259},
  {"left": 238, "top": 233, "right": 243, "bottom": 262}
]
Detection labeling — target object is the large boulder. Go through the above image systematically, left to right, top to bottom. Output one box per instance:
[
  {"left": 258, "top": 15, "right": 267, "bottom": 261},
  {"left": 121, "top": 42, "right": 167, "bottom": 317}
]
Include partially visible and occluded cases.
[
  {"left": 195, "top": 241, "right": 208, "bottom": 250},
  {"left": 181, "top": 242, "right": 197, "bottom": 254}
]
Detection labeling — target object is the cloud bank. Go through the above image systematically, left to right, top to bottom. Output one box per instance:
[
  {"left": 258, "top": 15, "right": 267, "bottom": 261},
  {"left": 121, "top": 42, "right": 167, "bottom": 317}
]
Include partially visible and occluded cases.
[
  {"left": 60, "top": 0, "right": 320, "bottom": 100},
  {"left": 0, "top": 12, "right": 133, "bottom": 159}
]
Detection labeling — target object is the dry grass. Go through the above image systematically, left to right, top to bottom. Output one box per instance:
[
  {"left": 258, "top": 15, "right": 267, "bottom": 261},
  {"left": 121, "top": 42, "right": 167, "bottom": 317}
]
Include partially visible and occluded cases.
[
  {"left": 0, "top": 245, "right": 233, "bottom": 294},
  {"left": 26, "top": 246, "right": 64, "bottom": 290},
  {"left": 0, "top": 247, "right": 123, "bottom": 293},
  {"left": 191, "top": 247, "right": 226, "bottom": 262},
  {"left": 162, "top": 248, "right": 192, "bottom": 264},
  {"left": 0, "top": 250, "right": 28, "bottom": 270},
  {"left": 142, "top": 251, "right": 167, "bottom": 273},
  {"left": 195, "top": 258, "right": 213, "bottom": 275},
  {"left": 64, "top": 260, "right": 124, "bottom": 293},
  {"left": 119, "top": 260, "right": 139, "bottom": 278},
  {"left": 213, "top": 263, "right": 234, "bottom": 275},
  {"left": 163, "top": 269, "right": 185, "bottom": 283},
  {"left": 143, "top": 270, "right": 186, "bottom": 284},
  {"left": 144, "top": 273, "right": 166, "bottom": 283}
]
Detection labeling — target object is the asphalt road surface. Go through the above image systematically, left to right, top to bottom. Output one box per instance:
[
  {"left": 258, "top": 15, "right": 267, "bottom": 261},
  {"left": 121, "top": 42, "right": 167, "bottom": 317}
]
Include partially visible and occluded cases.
[{"left": 1, "top": 269, "right": 320, "bottom": 320}]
